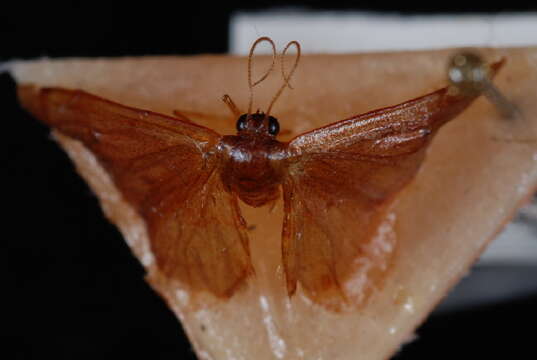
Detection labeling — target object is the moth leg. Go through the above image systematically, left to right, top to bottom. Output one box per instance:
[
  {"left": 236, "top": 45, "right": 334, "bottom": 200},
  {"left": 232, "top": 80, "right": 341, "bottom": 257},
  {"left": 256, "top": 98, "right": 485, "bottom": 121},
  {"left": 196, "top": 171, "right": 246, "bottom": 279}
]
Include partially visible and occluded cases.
[
  {"left": 222, "top": 94, "right": 242, "bottom": 118},
  {"left": 173, "top": 108, "right": 238, "bottom": 129},
  {"left": 172, "top": 109, "right": 198, "bottom": 124},
  {"left": 278, "top": 128, "right": 292, "bottom": 136}
]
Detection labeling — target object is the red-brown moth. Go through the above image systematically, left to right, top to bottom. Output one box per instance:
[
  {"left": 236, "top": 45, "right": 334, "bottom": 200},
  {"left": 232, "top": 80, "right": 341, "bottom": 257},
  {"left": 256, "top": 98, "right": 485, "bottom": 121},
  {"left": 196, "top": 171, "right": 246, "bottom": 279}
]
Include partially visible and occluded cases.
[{"left": 18, "top": 37, "right": 503, "bottom": 311}]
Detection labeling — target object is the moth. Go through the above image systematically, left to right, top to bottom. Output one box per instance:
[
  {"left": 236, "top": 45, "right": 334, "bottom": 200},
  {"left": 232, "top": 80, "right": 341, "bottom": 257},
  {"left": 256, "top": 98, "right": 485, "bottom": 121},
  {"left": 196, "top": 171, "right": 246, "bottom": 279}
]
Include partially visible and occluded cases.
[{"left": 18, "top": 37, "right": 503, "bottom": 310}]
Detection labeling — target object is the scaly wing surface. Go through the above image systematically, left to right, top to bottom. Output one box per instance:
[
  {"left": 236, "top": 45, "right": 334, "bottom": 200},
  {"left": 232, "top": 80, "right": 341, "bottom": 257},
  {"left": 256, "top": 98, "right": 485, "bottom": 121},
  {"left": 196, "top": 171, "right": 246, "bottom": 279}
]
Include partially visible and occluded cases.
[
  {"left": 282, "top": 62, "right": 503, "bottom": 309},
  {"left": 19, "top": 86, "right": 252, "bottom": 297}
]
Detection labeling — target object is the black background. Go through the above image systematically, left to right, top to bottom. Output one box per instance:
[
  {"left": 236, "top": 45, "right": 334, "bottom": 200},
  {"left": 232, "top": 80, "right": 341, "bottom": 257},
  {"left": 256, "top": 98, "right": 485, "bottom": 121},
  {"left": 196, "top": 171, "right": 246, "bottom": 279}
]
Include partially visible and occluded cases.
[{"left": 3, "top": 2, "right": 536, "bottom": 359}]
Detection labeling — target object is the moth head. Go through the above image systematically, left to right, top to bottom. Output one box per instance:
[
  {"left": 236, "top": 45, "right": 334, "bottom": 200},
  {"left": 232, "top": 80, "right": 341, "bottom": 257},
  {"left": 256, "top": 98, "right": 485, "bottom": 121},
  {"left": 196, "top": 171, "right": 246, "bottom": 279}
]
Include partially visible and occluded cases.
[
  {"left": 222, "top": 37, "right": 299, "bottom": 139},
  {"left": 236, "top": 112, "right": 280, "bottom": 137}
]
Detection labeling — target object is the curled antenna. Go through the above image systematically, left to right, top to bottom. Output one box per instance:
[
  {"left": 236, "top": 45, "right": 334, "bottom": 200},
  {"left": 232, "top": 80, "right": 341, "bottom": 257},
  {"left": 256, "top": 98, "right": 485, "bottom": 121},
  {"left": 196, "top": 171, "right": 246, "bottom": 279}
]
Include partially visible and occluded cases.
[
  {"left": 247, "top": 37, "right": 277, "bottom": 116},
  {"left": 266, "top": 40, "right": 301, "bottom": 117}
]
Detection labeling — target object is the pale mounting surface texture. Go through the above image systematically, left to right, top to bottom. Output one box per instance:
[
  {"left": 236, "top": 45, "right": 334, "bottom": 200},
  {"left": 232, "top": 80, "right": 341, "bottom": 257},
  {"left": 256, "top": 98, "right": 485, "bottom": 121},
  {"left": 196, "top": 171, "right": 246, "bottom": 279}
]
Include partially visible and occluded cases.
[{"left": 9, "top": 47, "right": 537, "bottom": 360}]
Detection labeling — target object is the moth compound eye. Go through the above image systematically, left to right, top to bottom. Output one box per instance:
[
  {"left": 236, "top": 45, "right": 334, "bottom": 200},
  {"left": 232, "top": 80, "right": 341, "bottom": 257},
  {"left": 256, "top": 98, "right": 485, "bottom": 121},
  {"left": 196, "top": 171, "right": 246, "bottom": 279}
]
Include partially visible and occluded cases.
[
  {"left": 236, "top": 114, "right": 248, "bottom": 132},
  {"left": 268, "top": 116, "right": 280, "bottom": 136}
]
